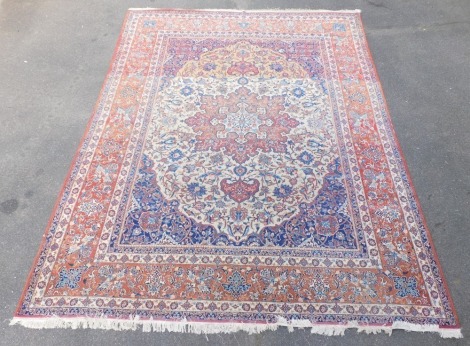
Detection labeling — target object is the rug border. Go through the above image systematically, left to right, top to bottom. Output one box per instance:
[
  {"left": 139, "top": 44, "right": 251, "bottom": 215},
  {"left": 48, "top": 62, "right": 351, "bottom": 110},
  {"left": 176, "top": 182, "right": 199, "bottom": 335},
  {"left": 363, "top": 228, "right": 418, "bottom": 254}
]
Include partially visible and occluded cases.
[
  {"left": 12, "top": 8, "right": 462, "bottom": 338},
  {"left": 12, "top": 8, "right": 133, "bottom": 320},
  {"left": 354, "top": 11, "right": 461, "bottom": 332}
]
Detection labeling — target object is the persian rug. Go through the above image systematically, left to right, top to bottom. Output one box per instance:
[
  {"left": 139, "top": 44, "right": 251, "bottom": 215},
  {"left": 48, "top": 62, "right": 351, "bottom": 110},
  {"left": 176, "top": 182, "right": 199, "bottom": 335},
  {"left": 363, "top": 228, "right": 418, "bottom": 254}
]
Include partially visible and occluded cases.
[{"left": 12, "top": 9, "right": 461, "bottom": 338}]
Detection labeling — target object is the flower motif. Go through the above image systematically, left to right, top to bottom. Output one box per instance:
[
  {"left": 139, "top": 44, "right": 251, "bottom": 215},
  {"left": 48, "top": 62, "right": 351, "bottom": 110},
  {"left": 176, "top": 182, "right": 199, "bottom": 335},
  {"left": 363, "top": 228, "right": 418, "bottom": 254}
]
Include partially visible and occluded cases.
[
  {"left": 333, "top": 23, "right": 346, "bottom": 32},
  {"left": 203, "top": 62, "right": 216, "bottom": 71},
  {"left": 270, "top": 62, "right": 283, "bottom": 72},
  {"left": 237, "top": 77, "right": 248, "bottom": 85},
  {"left": 180, "top": 86, "right": 193, "bottom": 96},
  {"left": 293, "top": 87, "right": 305, "bottom": 98},
  {"left": 162, "top": 137, "right": 176, "bottom": 145},
  {"left": 169, "top": 149, "right": 184, "bottom": 161},
  {"left": 298, "top": 151, "right": 314, "bottom": 164},
  {"left": 210, "top": 153, "right": 224, "bottom": 164},
  {"left": 258, "top": 154, "right": 272, "bottom": 165},
  {"left": 233, "top": 165, "right": 247, "bottom": 177},
  {"left": 302, "top": 167, "right": 314, "bottom": 175},
  {"left": 187, "top": 182, "right": 207, "bottom": 198},
  {"left": 273, "top": 184, "right": 293, "bottom": 198},
  {"left": 78, "top": 200, "right": 103, "bottom": 216},
  {"left": 215, "top": 200, "right": 226, "bottom": 208},
  {"left": 253, "top": 201, "right": 263, "bottom": 209},
  {"left": 376, "top": 206, "right": 400, "bottom": 223},
  {"left": 314, "top": 215, "right": 340, "bottom": 236},
  {"left": 56, "top": 266, "right": 86, "bottom": 289},
  {"left": 145, "top": 270, "right": 164, "bottom": 295},
  {"left": 222, "top": 271, "right": 251, "bottom": 297},
  {"left": 393, "top": 276, "right": 420, "bottom": 298},
  {"left": 310, "top": 277, "right": 330, "bottom": 299}
]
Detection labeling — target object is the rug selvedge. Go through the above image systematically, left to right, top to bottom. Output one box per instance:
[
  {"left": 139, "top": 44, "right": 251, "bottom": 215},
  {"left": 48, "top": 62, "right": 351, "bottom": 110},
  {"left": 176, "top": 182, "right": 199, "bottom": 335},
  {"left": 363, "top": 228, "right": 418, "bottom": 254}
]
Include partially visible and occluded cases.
[{"left": 13, "top": 9, "right": 461, "bottom": 338}]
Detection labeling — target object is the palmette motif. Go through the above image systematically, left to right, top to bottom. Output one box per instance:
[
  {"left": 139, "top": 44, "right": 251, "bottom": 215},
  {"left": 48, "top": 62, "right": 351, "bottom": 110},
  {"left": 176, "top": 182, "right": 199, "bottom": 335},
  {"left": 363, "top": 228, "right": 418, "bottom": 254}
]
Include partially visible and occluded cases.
[{"left": 15, "top": 9, "right": 459, "bottom": 335}]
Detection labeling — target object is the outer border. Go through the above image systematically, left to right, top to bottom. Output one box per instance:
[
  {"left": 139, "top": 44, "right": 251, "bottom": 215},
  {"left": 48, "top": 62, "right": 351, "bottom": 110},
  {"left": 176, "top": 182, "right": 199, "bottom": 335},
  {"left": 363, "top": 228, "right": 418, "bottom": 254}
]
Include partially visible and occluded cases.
[
  {"left": 12, "top": 8, "right": 461, "bottom": 338},
  {"left": 13, "top": 9, "right": 133, "bottom": 319},
  {"left": 354, "top": 10, "right": 461, "bottom": 332}
]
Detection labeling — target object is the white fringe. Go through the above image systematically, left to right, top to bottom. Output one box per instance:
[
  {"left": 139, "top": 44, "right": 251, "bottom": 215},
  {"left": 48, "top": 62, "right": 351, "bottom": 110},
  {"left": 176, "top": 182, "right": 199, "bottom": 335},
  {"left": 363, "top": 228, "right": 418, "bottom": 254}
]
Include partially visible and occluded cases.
[{"left": 10, "top": 316, "right": 462, "bottom": 338}]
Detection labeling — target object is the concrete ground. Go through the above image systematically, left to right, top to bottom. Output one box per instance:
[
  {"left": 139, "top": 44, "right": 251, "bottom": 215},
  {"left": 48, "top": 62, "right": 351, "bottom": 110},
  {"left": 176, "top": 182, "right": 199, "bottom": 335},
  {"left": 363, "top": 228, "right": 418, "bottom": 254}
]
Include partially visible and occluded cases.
[{"left": 0, "top": 0, "right": 469, "bottom": 345}]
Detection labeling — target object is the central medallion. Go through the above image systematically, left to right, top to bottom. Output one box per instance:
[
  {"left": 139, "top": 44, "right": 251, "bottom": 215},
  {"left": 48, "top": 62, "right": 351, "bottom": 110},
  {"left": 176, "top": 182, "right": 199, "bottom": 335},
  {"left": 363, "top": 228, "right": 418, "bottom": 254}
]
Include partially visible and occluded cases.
[
  {"left": 185, "top": 86, "right": 299, "bottom": 164},
  {"left": 219, "top": 98, "right": 266, "bottom": 143}
]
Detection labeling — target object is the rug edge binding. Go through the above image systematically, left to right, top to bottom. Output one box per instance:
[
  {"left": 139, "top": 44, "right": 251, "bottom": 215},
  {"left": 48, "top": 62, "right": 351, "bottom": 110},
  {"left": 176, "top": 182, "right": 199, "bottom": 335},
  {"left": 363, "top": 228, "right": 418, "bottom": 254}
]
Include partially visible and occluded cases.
[
  {"left": 126, "top": 8, "right": 362, "bottom": 13},
  {"left": 10, "top": 317, "right": 462, "bottom": 338}
]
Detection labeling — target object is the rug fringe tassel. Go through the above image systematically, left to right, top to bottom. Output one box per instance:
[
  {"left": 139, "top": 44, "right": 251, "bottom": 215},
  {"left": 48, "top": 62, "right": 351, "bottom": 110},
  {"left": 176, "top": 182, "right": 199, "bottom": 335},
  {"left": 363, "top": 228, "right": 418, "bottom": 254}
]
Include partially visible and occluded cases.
[{"left": 10, "top": 316, "right": 462, "bottom": 338}]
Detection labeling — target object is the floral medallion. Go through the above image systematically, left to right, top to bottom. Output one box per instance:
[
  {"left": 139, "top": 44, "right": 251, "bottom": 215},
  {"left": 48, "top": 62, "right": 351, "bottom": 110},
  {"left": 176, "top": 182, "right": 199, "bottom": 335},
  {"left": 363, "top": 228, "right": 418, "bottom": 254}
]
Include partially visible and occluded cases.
[{"left": 136, "top": 46, "right": 340, "bottom": 243}]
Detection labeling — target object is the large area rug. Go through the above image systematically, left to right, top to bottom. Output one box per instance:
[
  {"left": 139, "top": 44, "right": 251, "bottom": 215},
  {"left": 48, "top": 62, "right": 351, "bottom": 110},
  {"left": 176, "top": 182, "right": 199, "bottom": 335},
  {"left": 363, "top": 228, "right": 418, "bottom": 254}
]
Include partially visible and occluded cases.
[{"left": 12, "top": 9, "right": 461, "bottom": 337}]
